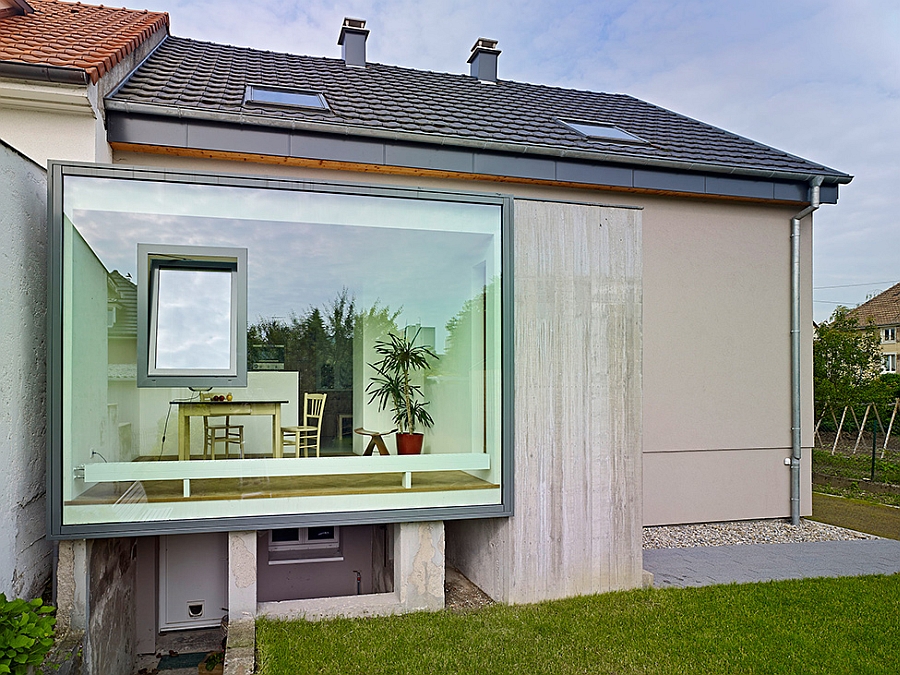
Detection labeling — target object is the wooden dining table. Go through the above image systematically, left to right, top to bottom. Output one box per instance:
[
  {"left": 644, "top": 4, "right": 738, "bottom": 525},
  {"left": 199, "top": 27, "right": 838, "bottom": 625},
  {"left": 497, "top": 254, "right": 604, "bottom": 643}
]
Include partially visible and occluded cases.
[{"left": 173, "top": 400, "right": 288, "bottom": 460}]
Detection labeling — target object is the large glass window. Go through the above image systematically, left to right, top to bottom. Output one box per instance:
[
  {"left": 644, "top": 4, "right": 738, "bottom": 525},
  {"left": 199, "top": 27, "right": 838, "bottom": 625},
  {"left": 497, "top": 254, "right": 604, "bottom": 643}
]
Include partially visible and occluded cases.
[{"left": 50, "top": 165, "right": 510, "bottom": 536}]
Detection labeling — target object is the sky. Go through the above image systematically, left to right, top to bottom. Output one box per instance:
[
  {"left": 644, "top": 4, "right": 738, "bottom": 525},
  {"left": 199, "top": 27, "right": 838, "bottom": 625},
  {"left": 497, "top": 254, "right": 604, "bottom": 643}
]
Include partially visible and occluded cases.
[{"left": 135, "top": 0, "right": 900, "bottom": 322}]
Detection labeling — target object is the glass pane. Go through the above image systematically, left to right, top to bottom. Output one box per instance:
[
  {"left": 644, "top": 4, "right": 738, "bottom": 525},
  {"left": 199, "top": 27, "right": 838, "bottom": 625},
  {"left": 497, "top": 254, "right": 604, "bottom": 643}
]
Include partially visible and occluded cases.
[
  {"left": 59, "top": 172, "right": 505, "bottom": 530},
  {"left": 154, "top": 268, "right": 232, "bottom": 370}
]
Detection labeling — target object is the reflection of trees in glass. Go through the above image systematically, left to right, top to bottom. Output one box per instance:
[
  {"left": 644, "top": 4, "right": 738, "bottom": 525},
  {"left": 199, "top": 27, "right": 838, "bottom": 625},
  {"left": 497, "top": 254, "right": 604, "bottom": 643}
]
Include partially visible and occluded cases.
[
  {"left": 441, "top": 278, "right": 498, "bottom": 375},
  {"left": 249, "top": 289, "right": 399, "bottom": 391}
]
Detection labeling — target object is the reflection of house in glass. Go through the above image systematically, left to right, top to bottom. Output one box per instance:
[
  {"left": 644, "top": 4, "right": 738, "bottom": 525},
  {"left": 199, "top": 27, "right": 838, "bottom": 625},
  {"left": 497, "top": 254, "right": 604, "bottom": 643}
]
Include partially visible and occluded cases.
[{"left": 249, "top": 344, "right": 285, "bottom": 370}]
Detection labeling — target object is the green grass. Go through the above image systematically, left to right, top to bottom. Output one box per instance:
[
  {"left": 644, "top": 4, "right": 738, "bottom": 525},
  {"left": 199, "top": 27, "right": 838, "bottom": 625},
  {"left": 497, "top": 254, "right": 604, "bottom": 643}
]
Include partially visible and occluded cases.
[
  {"left": 813, "top": 447, "right": 900, "bottom": 506},
  {"left": 813, "top": 447, "right": 900, "bottom": 486},
  {"left": 811, "top": 492, "right": 900, "bottom": 539},
  {"left": 257, "top": 575, "right": 900, "bottom": 674}
]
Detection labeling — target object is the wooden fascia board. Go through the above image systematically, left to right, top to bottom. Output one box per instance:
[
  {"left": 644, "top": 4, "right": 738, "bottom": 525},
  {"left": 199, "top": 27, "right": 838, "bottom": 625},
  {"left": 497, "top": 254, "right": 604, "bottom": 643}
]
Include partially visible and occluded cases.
[{"left": 109, "top": 141, "right": 809, "bottom": 207}]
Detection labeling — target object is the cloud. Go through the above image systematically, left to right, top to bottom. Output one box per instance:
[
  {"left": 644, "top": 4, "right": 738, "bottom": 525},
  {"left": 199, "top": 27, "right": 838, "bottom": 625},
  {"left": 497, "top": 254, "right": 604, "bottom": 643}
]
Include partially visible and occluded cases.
[{"left": 140, "top": 0, "right": 900, "bottom": 320}]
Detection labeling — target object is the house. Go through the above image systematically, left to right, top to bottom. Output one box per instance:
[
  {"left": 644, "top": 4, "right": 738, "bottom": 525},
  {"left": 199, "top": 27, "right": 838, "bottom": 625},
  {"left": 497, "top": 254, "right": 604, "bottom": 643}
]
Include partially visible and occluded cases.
[
  {"left": 0, "top": 2, "right": 852, "bottom": 673},
  {"left": 849, "top": 282, "right": 900, "bottom": 374}
]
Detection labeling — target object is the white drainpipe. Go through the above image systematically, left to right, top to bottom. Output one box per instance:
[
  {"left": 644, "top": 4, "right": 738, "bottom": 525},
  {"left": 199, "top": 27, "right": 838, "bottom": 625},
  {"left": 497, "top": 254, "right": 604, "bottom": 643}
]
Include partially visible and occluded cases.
[{"left": 790, "top": 175, "right": 824, "bottom": 525}]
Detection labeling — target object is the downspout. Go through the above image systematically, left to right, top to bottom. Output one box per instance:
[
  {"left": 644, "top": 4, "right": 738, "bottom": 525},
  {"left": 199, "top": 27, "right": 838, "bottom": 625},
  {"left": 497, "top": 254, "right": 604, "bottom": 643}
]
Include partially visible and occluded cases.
[{"left": 790, "top": 175, "right": 824, "bottom": 525}]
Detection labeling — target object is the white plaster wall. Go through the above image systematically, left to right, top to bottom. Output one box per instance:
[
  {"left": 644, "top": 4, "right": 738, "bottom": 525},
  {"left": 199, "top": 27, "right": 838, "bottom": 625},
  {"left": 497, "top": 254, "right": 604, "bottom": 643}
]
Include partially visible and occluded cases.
[
  {"left": 0, "top": 105, "right": 107, "bottom": 166},
  {"left": 0, "top": 141, "right": 51, "bottom": 598}
]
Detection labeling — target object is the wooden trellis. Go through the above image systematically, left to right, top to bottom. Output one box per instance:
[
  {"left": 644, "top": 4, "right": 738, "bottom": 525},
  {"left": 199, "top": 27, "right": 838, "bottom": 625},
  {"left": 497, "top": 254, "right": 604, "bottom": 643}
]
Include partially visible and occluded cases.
[{"left": 817, "top": 399, "right": 900, "bottom": 457}]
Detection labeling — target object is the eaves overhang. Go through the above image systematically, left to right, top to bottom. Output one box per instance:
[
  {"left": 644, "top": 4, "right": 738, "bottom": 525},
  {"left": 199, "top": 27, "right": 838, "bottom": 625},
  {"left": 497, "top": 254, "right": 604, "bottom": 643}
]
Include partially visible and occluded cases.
[{"left": 104, "top": 102, "right": 850, "bottom": 204}]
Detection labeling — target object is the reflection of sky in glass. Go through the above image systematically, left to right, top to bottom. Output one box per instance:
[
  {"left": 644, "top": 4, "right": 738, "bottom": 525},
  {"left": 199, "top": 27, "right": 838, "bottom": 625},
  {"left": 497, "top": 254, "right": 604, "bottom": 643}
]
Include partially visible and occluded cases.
[
  {"left": 67, "top": 177, "right": 501, "bottom": 352},
  {"left": 155, "top": 269, "right": 231, "bottom": 369}
]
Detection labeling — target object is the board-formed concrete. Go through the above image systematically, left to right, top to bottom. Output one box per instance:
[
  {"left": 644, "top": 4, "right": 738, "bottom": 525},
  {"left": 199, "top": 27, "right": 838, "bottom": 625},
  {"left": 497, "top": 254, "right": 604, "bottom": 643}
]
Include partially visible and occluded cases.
[{"left": 448, "top": 199, "right": 644, "bottom": 603}]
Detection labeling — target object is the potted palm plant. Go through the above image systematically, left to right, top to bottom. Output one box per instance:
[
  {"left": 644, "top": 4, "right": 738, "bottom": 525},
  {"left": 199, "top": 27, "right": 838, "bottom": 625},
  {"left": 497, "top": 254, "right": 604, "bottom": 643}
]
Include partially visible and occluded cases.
[{"left": 366, "top": 329, "right": 438, "bottom": 454}]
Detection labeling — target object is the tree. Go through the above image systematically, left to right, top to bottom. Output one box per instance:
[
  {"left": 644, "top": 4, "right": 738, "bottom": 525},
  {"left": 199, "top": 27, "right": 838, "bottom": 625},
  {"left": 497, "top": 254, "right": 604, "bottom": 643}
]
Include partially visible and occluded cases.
[{"left": 814, "top": 306, "right": 892, "bottom": 420}]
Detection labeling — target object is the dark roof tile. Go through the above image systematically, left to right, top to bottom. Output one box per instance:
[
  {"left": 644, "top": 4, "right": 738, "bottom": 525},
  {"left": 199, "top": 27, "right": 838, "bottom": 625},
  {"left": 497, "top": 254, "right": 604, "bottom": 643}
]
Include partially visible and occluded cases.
[{"left": 108, "top": 36, "right": 848, "bottom": 180}]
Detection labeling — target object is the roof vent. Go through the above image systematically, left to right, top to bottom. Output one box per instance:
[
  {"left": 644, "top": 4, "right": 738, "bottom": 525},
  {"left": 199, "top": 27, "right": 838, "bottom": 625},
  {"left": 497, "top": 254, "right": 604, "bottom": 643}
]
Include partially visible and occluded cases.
[
  {"left": 338, "top": 17, "right": 369, "bottom": 68},
  {"left": 468, "top": 38, "right": 500, "bottom": 83}
]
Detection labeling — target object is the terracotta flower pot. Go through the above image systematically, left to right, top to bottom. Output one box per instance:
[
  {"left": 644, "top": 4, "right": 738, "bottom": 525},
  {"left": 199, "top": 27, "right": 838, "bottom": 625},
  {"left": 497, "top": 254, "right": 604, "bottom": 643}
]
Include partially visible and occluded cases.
[{"left": 396, "top": 432, "right": 424, "bottom": 455}]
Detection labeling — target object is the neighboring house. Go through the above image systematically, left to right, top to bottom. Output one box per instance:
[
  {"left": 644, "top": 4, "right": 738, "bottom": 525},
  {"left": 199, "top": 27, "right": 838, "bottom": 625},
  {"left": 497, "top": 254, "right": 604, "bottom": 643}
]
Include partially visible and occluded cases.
[
  {"left": 1, "top": 2, "right": 853, "bottom": 674},
  {"left": 849, "top": 282, "right": 900, "bottom": 374}
]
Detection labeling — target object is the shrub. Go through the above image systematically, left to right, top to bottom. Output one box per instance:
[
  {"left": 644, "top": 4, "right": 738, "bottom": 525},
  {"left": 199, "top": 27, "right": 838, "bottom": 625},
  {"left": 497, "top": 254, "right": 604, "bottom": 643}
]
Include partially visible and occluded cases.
[{"left": 0, "top": 594, "right": 56, "bottom": 674}]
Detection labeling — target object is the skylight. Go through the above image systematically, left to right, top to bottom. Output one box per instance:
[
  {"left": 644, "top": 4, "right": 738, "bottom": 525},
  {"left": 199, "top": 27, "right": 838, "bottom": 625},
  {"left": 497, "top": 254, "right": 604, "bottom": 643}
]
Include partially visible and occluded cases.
[
  {"left": 244, "top": 85, "right": 329, "bottom": 111},
  {"left": 559, "top": 119, "right": 647, "bottom": 144}
]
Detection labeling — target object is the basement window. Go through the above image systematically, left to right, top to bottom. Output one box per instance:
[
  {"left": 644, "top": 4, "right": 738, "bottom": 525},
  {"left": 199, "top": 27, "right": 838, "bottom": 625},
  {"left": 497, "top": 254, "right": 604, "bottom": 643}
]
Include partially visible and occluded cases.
[
  {"left": 244, "top": 85, "right": 329, "bottom": 110},
  {"left": 559, "top": 119, "right": 647, "bottom": 144},
  {"left": 268, "top": 527, "right": 343, "bottom": 564}
]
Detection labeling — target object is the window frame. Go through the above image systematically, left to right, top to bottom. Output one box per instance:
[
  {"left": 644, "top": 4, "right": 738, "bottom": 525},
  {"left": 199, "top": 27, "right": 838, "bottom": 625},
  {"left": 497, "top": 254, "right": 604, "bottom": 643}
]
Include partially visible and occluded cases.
[
  {"left": 243, "top": 85, "right": 329, "bottom": 111},
  {"left": 558, "top": 118, "right": 648, "bottom": 144},
  {"left": 47, "top": 161, "right": 515, "bottom": 540},
  {"left": 137, "top": 243, "right": 248, "bottom": 388},
  {"left": 883, "top": 328, "right": 896, "bottom": 344},
  {"left": 884, "top": 353, "right": 897, "bottom": 374}
]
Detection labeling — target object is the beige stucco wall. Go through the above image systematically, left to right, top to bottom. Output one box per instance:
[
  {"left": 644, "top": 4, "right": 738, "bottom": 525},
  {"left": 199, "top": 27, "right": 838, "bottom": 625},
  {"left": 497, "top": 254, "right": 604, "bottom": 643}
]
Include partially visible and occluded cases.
[{"left": 110, "top": 151, "right": 814, "bottom": 530}]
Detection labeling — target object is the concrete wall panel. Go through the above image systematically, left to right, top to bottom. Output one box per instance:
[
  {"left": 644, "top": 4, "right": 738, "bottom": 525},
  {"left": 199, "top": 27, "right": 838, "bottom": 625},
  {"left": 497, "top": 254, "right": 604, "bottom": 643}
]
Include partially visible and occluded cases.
[
  {"left": 450, "top": 199, "right": 643, "bottom": 603},
  {"left": 87, "top": 537, "right": 137, "bottom": 675}
]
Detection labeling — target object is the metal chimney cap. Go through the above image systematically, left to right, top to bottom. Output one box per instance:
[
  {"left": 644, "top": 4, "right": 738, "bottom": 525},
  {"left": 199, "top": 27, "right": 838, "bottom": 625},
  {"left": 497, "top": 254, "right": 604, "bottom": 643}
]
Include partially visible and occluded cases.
[
  {"left": 338, "top": 17, "right": 369, "bottom": 46},
  {"left": 470, "top": 38, "right": 499, "bottom": 52}
]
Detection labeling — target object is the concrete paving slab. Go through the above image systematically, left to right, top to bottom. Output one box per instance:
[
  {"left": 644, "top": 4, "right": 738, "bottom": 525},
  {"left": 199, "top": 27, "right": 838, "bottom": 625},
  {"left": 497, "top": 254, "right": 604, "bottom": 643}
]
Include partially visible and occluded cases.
[{"left": 643, "top": 539, "right": 900, "bottom": 588}]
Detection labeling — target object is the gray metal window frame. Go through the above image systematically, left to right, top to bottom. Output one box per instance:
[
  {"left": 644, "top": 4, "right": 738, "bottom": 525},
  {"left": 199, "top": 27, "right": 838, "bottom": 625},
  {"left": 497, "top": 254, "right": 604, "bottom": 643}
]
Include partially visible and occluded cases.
[
  {"left": 243, "top": 85, "right": 329, "bottom": 111},
  {"left": 558, "top": 118, "right": 648, "bottom": 145},
  {"left": 47, "top": 161, "right": 515, "bottom": 539},
  {"left": 138, "top": 243, "right": 249, "bottom": 388}
]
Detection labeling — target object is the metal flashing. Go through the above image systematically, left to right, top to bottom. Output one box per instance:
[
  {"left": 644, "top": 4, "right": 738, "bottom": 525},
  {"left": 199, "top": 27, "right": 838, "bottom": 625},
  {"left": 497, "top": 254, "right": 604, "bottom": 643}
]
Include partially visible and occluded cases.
[
  {"left": 104, "top": 103, "right": 850, "bottom": 187},
  {"left": 106, "top": 112, "right": 828, "bottom": 204}
]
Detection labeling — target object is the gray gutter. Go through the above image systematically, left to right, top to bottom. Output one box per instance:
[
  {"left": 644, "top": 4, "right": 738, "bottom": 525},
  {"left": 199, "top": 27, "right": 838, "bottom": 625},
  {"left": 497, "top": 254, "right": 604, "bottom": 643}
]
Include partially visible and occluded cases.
[
  {"left": 0, "top": 61, "right": 89, "bottom": 85},
  {"left": 103, "top": 99, "right": 852, "bottom": 185},
  {"left": 790, "top": 176, "right": 823, "bottom": 525}
]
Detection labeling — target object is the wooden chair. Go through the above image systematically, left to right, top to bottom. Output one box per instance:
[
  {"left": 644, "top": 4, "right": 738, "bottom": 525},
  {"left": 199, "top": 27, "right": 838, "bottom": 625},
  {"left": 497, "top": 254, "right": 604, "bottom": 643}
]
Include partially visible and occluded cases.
[
  {"left": 282, "top": 393, "right": 327, "bottom": 458},
  {"left": 203, "top": 415, "right": 245, "bottom": 459}
]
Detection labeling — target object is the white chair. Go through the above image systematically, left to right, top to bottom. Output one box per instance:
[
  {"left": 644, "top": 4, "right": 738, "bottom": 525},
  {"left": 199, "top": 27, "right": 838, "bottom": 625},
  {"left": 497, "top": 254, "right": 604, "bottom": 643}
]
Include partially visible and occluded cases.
[
  {"left": 282, "top": 393, "right": 327, "bottom": 457},
  {"left": 203, "top": 415, "right": 245, "bottom": 459}
]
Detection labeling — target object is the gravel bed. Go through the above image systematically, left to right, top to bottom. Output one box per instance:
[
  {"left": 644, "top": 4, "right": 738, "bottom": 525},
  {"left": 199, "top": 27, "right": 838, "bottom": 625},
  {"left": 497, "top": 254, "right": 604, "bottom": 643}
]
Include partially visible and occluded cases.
[{"left": 643, "top": 518, "right": 878, "bottom": 549}]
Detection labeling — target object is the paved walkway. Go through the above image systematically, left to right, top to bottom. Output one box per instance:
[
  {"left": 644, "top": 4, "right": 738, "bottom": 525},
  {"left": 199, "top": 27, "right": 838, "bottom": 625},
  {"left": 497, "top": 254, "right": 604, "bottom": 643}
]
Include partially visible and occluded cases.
[{"left": 643, "top": 539, "right": 900, "bottom": 588}]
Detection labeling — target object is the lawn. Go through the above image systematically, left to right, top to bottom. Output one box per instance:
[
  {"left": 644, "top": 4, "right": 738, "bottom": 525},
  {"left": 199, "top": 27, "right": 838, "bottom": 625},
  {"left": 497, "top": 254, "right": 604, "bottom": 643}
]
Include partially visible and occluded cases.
[
  {"left": 813, "top": 447, "right": 900, "bottom": 507},
  {"left": 257, "top": 574, "right": 900, "bottom": 674}
]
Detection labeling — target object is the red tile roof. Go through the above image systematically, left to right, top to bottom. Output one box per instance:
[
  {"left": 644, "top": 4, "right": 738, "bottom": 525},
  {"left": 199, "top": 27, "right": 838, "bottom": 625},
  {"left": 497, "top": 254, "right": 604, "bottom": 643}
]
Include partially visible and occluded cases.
[
  {"left": 0, "top": 0, "right": 168, "bottom": 83},
  {"left": 849, "top": 282, "right": 900, "bottom": 327}
]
